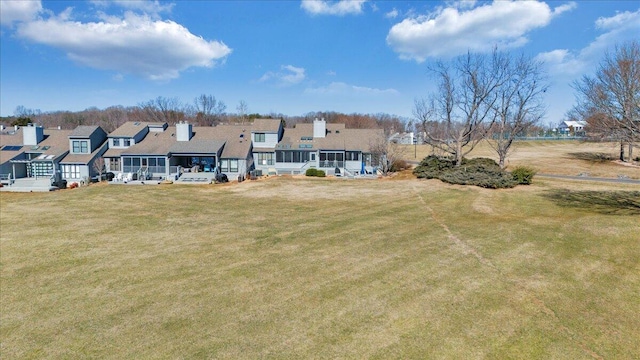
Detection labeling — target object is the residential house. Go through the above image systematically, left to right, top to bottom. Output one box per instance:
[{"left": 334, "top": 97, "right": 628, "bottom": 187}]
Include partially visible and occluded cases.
[
  {"left": 251, "top": 118, "right": 284, "bottom": 174},
  {"left": 274, "top": 119, "right": 385, "bottom": 175},
  {"left": 558, "top": 120, "right": 587, "bottom": 136},
  {"left": 0, "top": 124, "right": 71, "bottom": 188},
  {"left": 59, "top": 125, "right": 108, "bottom": 183}
]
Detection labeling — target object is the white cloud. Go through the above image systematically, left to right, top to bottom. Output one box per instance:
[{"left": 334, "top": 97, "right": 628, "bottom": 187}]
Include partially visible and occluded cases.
[
  {"left": 0, "top": 0, "right": 42, "bottom": 27},
  {"left": 91, "top": 0, "right": 174, "bottom": 18},
  {"left": 301, "top": 0, "right": 367, "bottom": 16},
  {"left": 387, "top": 0, "right": 574, "bottom": 61},
  {"left": 552, "top": 1, "right": 577, "bottom": 16},
  {"left": 385, "top": 9, "right": 398, "bottom": 19},
  {"left": 536, "top": 9, "right": 640, "bottom": 77},
  {"left": 15, "top": 11, "right": 231, "bottom": 80},
  {"left": 260, "top": 65, "right": 306, "bottom": 86},
  {"left": 305, "top": 82, "right": 398, "bottom": 96}
]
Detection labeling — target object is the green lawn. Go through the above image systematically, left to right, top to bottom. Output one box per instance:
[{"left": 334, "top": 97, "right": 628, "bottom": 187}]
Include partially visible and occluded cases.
[{"left": 1, "top": 176, "right": 639, "bottom": 359}]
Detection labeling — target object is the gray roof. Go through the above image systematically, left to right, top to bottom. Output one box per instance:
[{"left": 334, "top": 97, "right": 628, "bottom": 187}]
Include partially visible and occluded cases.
[
  {"left": 251, "top": 118, "right": 282, "bottom": 132},
  {"left": 108, "top": 122, "right": 151, "bottom": 137},
  {"left": 278, "top": 124, "right": 384, "bottom": 152},
  {"left": 70, "top": 125, "right": 100, "bottom": 137},
  {"left": 1, "top": 128, "right": 72, "bottom": 164},
  {"left": 170, "top": 139, "right": 226, "bottom": 154}
]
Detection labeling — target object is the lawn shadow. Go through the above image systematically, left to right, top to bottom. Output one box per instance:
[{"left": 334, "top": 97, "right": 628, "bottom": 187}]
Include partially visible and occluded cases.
[
  {"left": 568, "top": 152, "right": 615, "bottom": 163},
  {"left": 543, "top": 189, "right": 640, "bottom": 215}
]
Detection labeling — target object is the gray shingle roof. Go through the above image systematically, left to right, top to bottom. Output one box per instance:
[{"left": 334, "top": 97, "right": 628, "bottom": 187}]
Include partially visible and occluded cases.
[{"left": 70, "top": 125, "right": 100, "bottom": 137}]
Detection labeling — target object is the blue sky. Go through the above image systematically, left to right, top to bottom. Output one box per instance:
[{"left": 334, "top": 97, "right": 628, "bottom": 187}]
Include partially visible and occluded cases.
[{"left": 1, "top": 0, "right": 638, "bottom": 125}]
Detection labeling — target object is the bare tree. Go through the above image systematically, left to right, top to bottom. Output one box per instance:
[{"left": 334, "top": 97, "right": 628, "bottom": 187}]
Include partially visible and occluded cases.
[
  {"left": 572, "top": 41, "right": 640, "bottom": 161},
  {"left": 414, "top": 50, "right": 509, "bottom": 166},
  {"left": 488, "top": 54, "right": 548, "bottom": 168},
  {"left": 194, "top": 94, "right": 226, "bottom": 126},
  {"left": 138, "top": 96, "right": 186, "bottom": 124},
  {"left": 236, "top": 100, "right": 248, "bottom": 123},
  {"left": 369, "top": 132, "right": 406, "bottom": 176},
  {"left": 93, "top": 158, "right": 105, "bottom": 182}
]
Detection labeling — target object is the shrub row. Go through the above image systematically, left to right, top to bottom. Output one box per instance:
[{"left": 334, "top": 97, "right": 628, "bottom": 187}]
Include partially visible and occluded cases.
[
  {"left": 413, "top": 155, "right": 536, "bottom": 188},
  {"left": 305, "top": 168, "right": 326, "bottom": 177}
]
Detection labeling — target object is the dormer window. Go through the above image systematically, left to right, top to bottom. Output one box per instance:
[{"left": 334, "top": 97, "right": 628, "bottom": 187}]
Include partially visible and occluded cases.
[
  {"left": 255, "top": 133, "right": 266, "bottom": 142},
  {"left": 113, "top": 138, "right": 121, "bottom": 147},
  {"left": 123, "top": 138, "right": 131, "bottom": 146},
  {"left": 72, "top": 140, "right": 89, "bottom": 154}
]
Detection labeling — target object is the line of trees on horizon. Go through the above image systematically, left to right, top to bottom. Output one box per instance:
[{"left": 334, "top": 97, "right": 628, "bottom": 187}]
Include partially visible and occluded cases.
[{"left": 3, "top": 97, "right": 411, "bottom": 137}]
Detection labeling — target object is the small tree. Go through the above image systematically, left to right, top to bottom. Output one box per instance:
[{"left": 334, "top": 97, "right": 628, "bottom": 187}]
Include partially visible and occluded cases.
[
  {"left": 369, "top": 133, "right": 406, "bottom": 176},
  {"left": 93, "top": 158, "right": 105, "bottom": 182}
]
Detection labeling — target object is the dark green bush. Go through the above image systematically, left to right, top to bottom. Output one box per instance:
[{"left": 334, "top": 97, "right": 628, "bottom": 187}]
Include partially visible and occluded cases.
[
  {"left": 413, "top": 155, "right": 456, "bottom": 179},
  {"left": 414, "top": 155, "right": 517, "bottom": 188},
  {"left": 511, "top": 166, "right": 537, "bottom": 185},
  {"left": 305, "top": 168, "right": 326, "bottom": 177}
]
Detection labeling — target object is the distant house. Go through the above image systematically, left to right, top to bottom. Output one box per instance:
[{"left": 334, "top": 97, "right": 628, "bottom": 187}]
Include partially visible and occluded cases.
[
  {"left": 558, "top": 120, "right": 587, "bottom": 136},
  {"left": 59, "top": 125, "right": 108, "bottom": 182}
]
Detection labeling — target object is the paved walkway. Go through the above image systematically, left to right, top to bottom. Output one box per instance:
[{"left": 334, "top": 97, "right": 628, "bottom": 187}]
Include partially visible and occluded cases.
[{"left": 537, "top": 173, "right": 640, "bottom": 185}]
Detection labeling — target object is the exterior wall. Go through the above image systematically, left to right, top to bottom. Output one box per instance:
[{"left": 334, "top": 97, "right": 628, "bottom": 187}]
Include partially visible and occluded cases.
[
  {"left": 252, "top": 132, "right": 279, "bottom": 148},
  {"left": 109, "top": 137, "right": 137, "bottom": 148},
  {"left": 220, "top": 158, "right": 250, "bottom": 180},
  {"left": 345, "top": 160, "right": 363, "bottom": 173}
]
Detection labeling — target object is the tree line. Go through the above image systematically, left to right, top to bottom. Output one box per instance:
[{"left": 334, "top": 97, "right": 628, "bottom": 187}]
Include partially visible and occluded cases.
[{"left": 5, "top": 97, "right": 409, "bottom": 135}]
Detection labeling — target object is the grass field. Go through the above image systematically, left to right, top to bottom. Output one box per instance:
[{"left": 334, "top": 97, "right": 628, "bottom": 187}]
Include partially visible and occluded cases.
[
  {"left": 403, "top": 140, "right": 640, "bottom": 179},
  {"left": 1, "top": 142, "right": 639, "bottom": 359}
]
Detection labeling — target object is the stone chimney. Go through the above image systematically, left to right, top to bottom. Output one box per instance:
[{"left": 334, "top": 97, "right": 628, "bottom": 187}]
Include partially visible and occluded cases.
[
  {"left": 313, "top": 118, "right": 326, "bottom": 138},
  {"left": 176, "top": 121, "right": 193, "bottom": 142},
  {"left": 23, "top": 123, "right": 44, "bottom": 146}
]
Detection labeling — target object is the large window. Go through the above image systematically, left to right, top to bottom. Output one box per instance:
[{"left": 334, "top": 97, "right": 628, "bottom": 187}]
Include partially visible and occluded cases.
[
  {"left": 254, "top": 133, "right": 266, "bottom": 142},
  {"left": 112, "top": 138, "right": 121, "bottom": 147},
  {"left": 72, "top": 140, "right": 89, "bottom": 154},
  {"left": 276, "top": 151, "right": 311, "bottom": 163},
  {"left": 255, "top": 152, "right": 274, "bottom": 165},
  {"left": 122, "top": 157, "right": 166, "bottom": 173},
  {"left": 62, "top": 164, "right": 81, "bottom": 179}
]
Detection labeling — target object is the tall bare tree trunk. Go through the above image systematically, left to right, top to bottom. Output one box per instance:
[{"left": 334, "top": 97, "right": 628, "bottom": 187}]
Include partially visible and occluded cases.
[
  {"left": 620, "top": 142, "right": 625, "bottom": 161},
  {"left": 629, "top": 143, "right": 634, "bottom": 161}
]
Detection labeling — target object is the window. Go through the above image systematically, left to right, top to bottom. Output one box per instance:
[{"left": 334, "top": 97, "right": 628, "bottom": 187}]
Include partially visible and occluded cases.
[
  {"left": 254, "top": 133, "right": 266, "bottom": 142},
  {"left": 112, "top": 138, "right": 121, "bottom": 147},
  {"left": 123, "top": 138, "right": 131, "bottom": 146},
  {"left": 72, "top": 140, "right": 89, "bottom": 154},
  {"left": 276, "top": 151, "right": 310, "bottom": 163},
  {"left": 346, "top": 151, "right": 360, "bottom": 161},
  {"left": 255, "top": 152, "right": 274, "bottom": 165},
  {"left": 109, "top": 158, "right": 120, "bottom": 172},
  {"left": 221, "top": 159, "right": 228, "bottom": 172},
  {"left": 229, "top": 159, "right": 238, "bottom": 172},
  {"left": 62, "top": 164, "right": 81, "bottom": 179}
]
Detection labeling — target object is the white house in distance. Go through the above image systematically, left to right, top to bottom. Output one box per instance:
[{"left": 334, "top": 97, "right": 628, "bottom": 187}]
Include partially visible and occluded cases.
[{"left": 558, "top": 120, "right": 587, "bottom": 136}]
